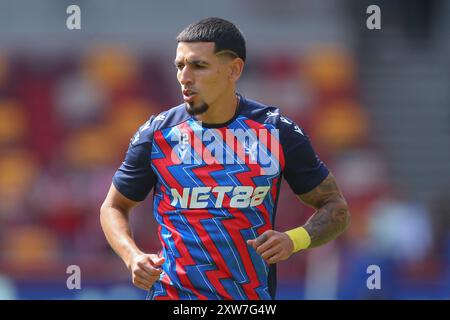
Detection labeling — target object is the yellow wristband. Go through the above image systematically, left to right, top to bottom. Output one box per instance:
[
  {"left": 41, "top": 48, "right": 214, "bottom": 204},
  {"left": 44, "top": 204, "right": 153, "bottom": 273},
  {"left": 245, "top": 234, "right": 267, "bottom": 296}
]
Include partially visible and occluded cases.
[{"left": 285, "top": 227, "right": 311, "bottom": 253}]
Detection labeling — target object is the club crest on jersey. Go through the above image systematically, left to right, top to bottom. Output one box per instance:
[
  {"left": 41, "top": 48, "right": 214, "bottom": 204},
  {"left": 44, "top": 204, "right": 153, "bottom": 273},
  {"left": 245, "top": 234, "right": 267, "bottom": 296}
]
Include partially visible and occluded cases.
[{"left": 244, "top": 140, "right": 258, "bottom": 162}]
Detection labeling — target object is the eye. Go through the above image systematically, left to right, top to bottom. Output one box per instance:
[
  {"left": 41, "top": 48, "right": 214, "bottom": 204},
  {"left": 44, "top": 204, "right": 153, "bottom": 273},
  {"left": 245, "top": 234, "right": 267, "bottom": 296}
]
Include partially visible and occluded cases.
[
  {"left": 176, "top": 63, "right": 184, "bottom": 70},
  {"left": 193, "top": 64, "right": 206, "bottom": 69}
]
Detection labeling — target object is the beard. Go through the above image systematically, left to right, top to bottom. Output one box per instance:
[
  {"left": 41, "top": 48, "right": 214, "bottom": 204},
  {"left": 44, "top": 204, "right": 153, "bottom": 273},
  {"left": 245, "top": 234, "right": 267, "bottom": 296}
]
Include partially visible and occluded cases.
[{"left": 185, "top": 100, "right": 209, "bottom": 116}]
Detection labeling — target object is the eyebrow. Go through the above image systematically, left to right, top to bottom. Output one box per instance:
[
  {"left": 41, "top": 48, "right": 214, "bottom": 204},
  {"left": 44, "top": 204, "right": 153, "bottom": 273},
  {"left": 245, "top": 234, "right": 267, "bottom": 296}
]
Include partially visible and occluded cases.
[{"left": 174, "top": 59, "right": 210, "bottom": 66}]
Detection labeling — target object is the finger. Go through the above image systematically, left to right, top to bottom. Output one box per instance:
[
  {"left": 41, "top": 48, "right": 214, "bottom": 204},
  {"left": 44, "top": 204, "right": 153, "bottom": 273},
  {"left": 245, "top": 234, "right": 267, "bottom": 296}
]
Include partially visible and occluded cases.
[
  {"left": 254, "top": 232, "right": 269, "bottom": 247},
  {"left": 256, "top": 237, "right": 277, "bottom": 255},
  {"left": 247, "top": 239, "right": 257, "bottom": 249},
  {"left": 260, "top": 245, "right": 282, "bottom": 261},
  {"left": 266, "top": 253, "right": 283, "bottom": 265},
  {"left": 149, "top": 256, "right": 166, "bottom": 267},
  {"left": 137, "top": 261, "right": 163, "bottom": 276},
  {"left": 136, "top": 263, "right": 160, "bottom": 277},
  {"left": 134, "top": 269, "right": 160, "bottom": 282},
  {"left": 135, "top": 273, "right": 160, "bottom": 287},
  {"left": 146, "top": 275, "right": 161, "bottom": 288},
  {"left": 136, "top": 277, "right": 152, "bottom": 288},
  {"left": 134, "top": 279, "right": 151, "bottom": 290}
]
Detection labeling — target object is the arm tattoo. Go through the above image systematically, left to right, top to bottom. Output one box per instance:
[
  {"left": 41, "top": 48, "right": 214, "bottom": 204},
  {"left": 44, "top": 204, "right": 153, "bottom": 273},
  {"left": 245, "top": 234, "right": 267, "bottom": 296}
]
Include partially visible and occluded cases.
[{"left": 297, "top": 173, "right": 350, "bottom": 248}]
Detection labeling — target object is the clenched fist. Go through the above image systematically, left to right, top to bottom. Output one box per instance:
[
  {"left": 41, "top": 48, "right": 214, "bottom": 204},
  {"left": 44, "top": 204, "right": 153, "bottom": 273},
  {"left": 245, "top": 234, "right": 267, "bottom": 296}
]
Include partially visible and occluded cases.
[
  {"left": 247, "top": 230, "right": 294, "bottom": 264},
  {"left": 128, "top": 254, "right": 165, "bottom": 290}
]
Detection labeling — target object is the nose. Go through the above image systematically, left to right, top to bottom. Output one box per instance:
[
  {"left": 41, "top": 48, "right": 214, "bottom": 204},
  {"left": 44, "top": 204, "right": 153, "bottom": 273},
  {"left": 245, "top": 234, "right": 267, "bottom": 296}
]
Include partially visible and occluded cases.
[{"left": 178, "top": 66, "right": 193, "bottom": 86}]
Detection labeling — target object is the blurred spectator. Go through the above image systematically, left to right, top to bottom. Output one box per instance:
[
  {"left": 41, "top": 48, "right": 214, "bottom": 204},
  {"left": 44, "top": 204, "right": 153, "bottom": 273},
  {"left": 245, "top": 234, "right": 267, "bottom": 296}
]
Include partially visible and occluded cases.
[
  {"left": 82, "top": 45, "right": 139, "bottom": 95},
  {"left": 0, "top": 53, "right": 10, "bottom": 91},
  {"left": 54, "top": 71, "right": 107, "bottom": 129},
  {"left": 0, "top": 100, "right": 27, "bottom": 146},
  {"left": 0, "top": 149, "right": 39, "bottom": 219},
  {"left": 367, "top": 191, "right": 433, "bottom": 262}
]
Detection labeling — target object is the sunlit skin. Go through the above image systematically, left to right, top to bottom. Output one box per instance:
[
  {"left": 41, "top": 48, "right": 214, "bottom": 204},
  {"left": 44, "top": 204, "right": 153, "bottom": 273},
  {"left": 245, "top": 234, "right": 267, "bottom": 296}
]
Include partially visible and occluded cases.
[{"left": 175, "top": 42, "right": 244, "bottom": 124}]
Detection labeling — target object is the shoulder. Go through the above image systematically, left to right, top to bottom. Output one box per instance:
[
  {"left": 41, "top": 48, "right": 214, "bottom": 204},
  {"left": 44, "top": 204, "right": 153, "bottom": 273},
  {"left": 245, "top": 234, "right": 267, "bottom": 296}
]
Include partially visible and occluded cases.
[
  {"left": 239, "top": 95, "right": 280, "bottom": 126},
  {"left": 239, "top": 95, "right": 303, "bottom": 133},
  {"left": 239, "top": 95, "right": 306, "bottom": 146},
  {"left": 130, "top": 103, "right": 190, "bottom": 146},
  {"left": 151, "top": 103, "right": 190, "bottom": 132}
]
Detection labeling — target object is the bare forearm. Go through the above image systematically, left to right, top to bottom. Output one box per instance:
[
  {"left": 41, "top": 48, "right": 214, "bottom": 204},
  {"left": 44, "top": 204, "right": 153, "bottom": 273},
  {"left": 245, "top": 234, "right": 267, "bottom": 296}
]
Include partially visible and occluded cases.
[
  {"left": 296, "top": 173, "right": 350, "bottom": 248},
  {"left": 303, "top": 201, "right": 350, "bottom": 248},
  {"left": 100, "top": 206, "right": 142, "bottom": 269}
]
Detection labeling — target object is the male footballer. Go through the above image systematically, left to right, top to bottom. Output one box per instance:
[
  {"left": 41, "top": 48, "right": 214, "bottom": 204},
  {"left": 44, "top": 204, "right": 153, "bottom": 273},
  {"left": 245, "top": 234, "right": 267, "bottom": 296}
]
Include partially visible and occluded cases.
[{"left": 100, "top": 17, "right": 350, "bottom": 300}]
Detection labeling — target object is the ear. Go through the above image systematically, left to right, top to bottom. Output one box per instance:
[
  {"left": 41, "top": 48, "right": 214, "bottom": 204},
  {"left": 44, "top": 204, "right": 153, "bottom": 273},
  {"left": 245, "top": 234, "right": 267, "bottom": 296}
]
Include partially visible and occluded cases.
[{"left": 229, "top": 58, "right": 244, "bottom": 82}]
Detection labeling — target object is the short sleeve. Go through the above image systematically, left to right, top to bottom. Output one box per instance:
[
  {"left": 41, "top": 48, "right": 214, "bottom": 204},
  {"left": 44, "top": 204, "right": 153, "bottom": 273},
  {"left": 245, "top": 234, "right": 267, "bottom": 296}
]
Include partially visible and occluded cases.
[
  {"left": 279, "top": 116, "right": 329, "bottom": 195},
  {"left": 112, "top": 120, "right": 157, "bottom": 202}
]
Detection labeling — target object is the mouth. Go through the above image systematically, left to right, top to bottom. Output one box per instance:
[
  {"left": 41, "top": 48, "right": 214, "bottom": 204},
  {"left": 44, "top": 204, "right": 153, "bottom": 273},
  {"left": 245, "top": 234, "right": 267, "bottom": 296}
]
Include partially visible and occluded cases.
[{"left": 183, "top": 89, "right": 197, "bottom": 103}]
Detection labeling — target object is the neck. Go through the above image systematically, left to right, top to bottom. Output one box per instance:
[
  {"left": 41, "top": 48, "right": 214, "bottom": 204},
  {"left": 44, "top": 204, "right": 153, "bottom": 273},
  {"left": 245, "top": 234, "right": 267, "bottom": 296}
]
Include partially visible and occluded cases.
[{"left": 195, "top": 92, "right": 239, "bottom": 125}]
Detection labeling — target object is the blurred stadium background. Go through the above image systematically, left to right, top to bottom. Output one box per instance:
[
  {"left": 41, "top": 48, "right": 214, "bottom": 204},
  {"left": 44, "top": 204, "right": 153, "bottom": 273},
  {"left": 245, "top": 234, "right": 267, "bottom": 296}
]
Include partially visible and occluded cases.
[{"left": 0, "top": 0, "right": 449, "bottom": 299}]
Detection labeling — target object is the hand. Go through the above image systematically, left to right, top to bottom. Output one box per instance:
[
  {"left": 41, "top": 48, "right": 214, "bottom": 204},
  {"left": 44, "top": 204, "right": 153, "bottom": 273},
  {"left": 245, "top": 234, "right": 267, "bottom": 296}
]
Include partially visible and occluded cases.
[
  {"left": 247, "top": 230, "right": 294, "bottom": 264},
  {"left": 128, "top": 253, "right": 165, "bottom": 290}
]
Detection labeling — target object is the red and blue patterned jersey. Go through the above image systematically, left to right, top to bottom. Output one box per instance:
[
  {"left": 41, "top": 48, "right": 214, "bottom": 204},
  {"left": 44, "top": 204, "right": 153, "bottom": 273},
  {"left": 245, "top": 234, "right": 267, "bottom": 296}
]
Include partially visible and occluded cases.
[{"left": 113, "top": 94, "right": 329, "bottom": 300}]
